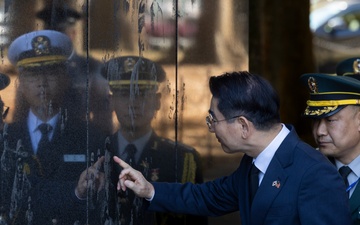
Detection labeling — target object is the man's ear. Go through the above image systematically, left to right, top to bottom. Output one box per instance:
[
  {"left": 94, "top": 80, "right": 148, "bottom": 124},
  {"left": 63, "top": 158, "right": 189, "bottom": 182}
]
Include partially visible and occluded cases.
[
  {"left": 356, "top": 109, "right": 360, "bottom": 132},
  {"left": 238, "top": 116, "right": 251, "bottom": 138}
]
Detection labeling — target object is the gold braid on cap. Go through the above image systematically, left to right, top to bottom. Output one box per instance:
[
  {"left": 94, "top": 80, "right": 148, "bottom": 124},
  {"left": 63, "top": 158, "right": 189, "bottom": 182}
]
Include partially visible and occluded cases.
[
  {"left": 17, "top": 55, "right": 67, "bottom": 67},
  {"left": 109, "top": 80, "right": 158, "bottom": 90},
  {"left": 307, "top": 99, "right": 360, "bottom": 106},
  {"left": 304, "top": 106, "right": 338, "bottom": 116}
]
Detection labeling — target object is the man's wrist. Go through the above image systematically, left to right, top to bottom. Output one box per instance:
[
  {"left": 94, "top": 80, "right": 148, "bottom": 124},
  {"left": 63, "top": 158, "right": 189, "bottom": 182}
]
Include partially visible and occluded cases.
[{"left": 145, "top": 189, "right": 155, "bottom": 201}]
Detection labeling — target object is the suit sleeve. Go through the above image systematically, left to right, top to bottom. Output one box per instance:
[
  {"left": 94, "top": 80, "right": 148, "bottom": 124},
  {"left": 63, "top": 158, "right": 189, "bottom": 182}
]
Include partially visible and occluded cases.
[{"left": 149, "top": 167, "right": 243, "bottom": 217}]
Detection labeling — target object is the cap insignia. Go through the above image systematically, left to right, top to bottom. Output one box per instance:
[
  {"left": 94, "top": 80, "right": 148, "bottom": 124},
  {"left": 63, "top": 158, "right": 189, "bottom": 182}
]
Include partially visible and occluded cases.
[
  {"left": 31, "top": 35, "right": 51, "bottom": 56},
  {"left": 124, "top": 57, "right": 136, "bottom": 73},
  {"left": 353, "top": 59, "right": 360, "bottom": 74},
  {"left": 307, "top": 77, "right": 318, "bottom": 93}
]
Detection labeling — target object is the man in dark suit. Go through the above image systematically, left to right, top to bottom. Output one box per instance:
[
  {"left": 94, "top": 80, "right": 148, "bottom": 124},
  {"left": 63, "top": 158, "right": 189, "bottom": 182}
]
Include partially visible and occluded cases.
[
  {"left": 0, "top": 30, "right": 102, "bottom": 225},
  {"left": 97, "top": 56, "right": 207, "bottom": 225},
  {"left": 302, "top": 58, "right": 360, "bottom": 225},
  {"left": 114, "top": 71, "right": 351, "bottom": 225}
]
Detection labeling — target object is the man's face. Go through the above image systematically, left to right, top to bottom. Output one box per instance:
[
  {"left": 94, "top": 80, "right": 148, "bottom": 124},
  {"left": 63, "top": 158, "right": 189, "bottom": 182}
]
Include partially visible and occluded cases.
[
  {"left": 19, "top": 67, "right": 68, "bottom": 110},
  {"left": 111, "top": 87, "right": 160, "bottom": 133},
  {"left": 208, "top": 97, "right": 242, "bottom": 154},
  {"left": 311, "top": 106, "right": 360, "bottom": 164}
]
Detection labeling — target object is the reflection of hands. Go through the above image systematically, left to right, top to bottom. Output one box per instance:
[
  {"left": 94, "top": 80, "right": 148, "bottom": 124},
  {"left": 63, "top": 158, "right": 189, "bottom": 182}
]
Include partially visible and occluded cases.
[
  {"left": 75, "top": 156, "right": 105, "bottom": 199},
  {"left": 113, "top": 156, "right": 154, "bottom": 199}
]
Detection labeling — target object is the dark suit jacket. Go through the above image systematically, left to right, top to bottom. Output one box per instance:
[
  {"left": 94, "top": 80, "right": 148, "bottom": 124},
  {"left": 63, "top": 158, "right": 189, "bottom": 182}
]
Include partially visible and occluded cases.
[
  {"left": 0, "top": 117, "right": 96, "bottom": 225},
  {"left": 148, "top": 125, "right": 352, "bottom": 225},
  {"left": 99, "top": 131, "right": 207, "bottom": 225}
]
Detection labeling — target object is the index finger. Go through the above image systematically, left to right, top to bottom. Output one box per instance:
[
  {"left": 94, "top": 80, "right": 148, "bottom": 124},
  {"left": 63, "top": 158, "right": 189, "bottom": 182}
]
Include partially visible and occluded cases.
[{"left": 113, "top": 156, "right": 130, "bottom": 169}]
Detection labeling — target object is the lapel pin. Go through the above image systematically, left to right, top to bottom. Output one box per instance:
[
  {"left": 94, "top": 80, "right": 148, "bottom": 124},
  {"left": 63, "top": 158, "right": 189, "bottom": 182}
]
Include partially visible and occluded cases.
[{"left": 272, "top": 180, "right": 281, "bottom": 188}]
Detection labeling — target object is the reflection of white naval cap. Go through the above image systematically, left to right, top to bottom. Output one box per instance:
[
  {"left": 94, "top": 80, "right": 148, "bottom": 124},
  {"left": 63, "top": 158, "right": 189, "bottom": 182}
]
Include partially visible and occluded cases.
[{"left": 7, "top": 30, "right": 73, "bottom": 68}]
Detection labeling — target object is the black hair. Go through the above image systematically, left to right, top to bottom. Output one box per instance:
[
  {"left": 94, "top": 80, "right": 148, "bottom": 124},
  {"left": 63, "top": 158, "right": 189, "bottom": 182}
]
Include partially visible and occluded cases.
[{"left": 209, "top": 71, "right": 280, "bottom": 130}]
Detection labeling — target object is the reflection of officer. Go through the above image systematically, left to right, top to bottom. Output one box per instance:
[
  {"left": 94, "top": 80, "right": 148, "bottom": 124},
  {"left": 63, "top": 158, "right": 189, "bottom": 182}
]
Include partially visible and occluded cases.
[
  {"left": 36, "top": 4, "right": 114, "bottom": 135},
  {"left": 0, "top": 30, "right": 91, "bottom": 225},
  {"left": 99, "top": 56, "right": 207, "bottom": 225},
  {"left": 300, "top": 71, "right": 360, "bottom": 225}
]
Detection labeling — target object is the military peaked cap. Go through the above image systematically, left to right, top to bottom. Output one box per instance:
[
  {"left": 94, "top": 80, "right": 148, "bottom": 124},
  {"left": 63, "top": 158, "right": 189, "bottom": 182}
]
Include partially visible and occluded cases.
[
  {"left": 7, "top": 30, "right": 73, "bottom": 68},
  {"left": 103, "top": 56, "right": 166, "bottom": 91},
  {"left": 336, "top": 57, "right": 360, "bottom": 80},
  {"left": 300, "top": 73, "right": 360, "bottom": 118}
]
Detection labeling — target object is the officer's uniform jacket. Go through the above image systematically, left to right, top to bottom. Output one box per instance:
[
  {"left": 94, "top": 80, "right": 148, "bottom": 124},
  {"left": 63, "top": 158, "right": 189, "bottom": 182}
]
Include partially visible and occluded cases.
[
  {"left": 0, "top": 115, "right": 92, "bottom": 225},
  {"left": 99, "top": 131, "right": 207, "bottom": 225},
  {"left": 350, "top": 184, "right": 360, "bottom": 224}
]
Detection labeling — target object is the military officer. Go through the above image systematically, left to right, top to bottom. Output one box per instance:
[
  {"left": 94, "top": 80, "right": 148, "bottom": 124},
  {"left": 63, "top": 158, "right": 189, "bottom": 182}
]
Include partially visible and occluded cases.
[
  {"left": 0, "top": 30, "right": 100, "bottom": 225},
  {"left": 96, "top": 56, "right": 207, "bottom": 225},
  {"left": 333, "top": 57, "right": 360, "bottom": 225},
  {"left": 300, "top": 71, "right": 360, "bottom": 225}
]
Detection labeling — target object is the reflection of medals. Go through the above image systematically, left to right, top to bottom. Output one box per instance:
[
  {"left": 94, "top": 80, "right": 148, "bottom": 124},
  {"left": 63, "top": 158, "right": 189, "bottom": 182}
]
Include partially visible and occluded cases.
[
  {"left": 140, "top": 160, "right": 149, "bottom": 170},
  {"left": 151, "top": 168, "right": 159, "bottom": 181}
]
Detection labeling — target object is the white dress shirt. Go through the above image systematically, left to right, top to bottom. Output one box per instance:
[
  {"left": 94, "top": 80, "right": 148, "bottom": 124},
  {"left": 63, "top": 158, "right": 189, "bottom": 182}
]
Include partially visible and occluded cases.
[
  {"left": 27, "top": 110, "right": 59, "bottom": 154},
  {"left": 253, "top": 124, "right": 290, "bottom": 185},
  {"left": 116, "top": 130, "right": 152, "bottom": 163},
  {"left": 335, "top": 154, "right": 360, "bottom": 198}
]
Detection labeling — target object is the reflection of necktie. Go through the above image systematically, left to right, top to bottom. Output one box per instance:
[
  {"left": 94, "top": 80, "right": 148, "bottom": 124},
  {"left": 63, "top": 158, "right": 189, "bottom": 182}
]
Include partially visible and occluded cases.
[
  {"left": 37, "top": 123, "right": 53, "bottom": 173},
  {"left": 37, "top": 123, "right": 52, "bottom": 153},
  {"left": 37, "top": 123, "right": 52, "bottom": 154},
  {"left": 120, "top": 144, "right": 138, "bottom": 224},
  {"left": 125, "top": 144, "right": 137, "bottom": 166},
  {"left": 249, "top": 163, "right": 260, "bottom": 204},
  {"left": 339, "top": 166, "right": 352, "bottom": 187}
]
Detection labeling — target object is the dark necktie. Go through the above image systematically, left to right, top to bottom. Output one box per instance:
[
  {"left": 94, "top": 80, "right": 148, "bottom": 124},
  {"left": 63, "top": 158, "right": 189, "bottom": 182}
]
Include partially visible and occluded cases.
[
  {"left": 37, "top": 123, "right": 53, "bottom": 173},
  {"left": 37, "top": 123, "right": 52, "bottom": 154},
  {"left": 119, "top": 144, "right": 138, "bottom": 224},
  {"left": 125, "top": 144, "right": 137, "bottom": 166},
  {"left": 249, "top": 163, "right": 260, "bottom": 204},
  {"left": 339, "top": 166, "right": 352, "bottom": 187}
]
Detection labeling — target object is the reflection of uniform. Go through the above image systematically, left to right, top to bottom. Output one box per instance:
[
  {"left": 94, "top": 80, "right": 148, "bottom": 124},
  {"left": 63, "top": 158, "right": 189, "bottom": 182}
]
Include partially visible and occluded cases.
[
  {"left": 0, "top": 30, "right": 94, "bottom": 225},
  {"left": 98, "top": 56, "right": 207, "bottom": 225},
  {"left": 1, "top": 116, "right": 89, "bottom": 225},
  {"left": 106, "top": 132, "right": 207, "bottom": 225}
]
